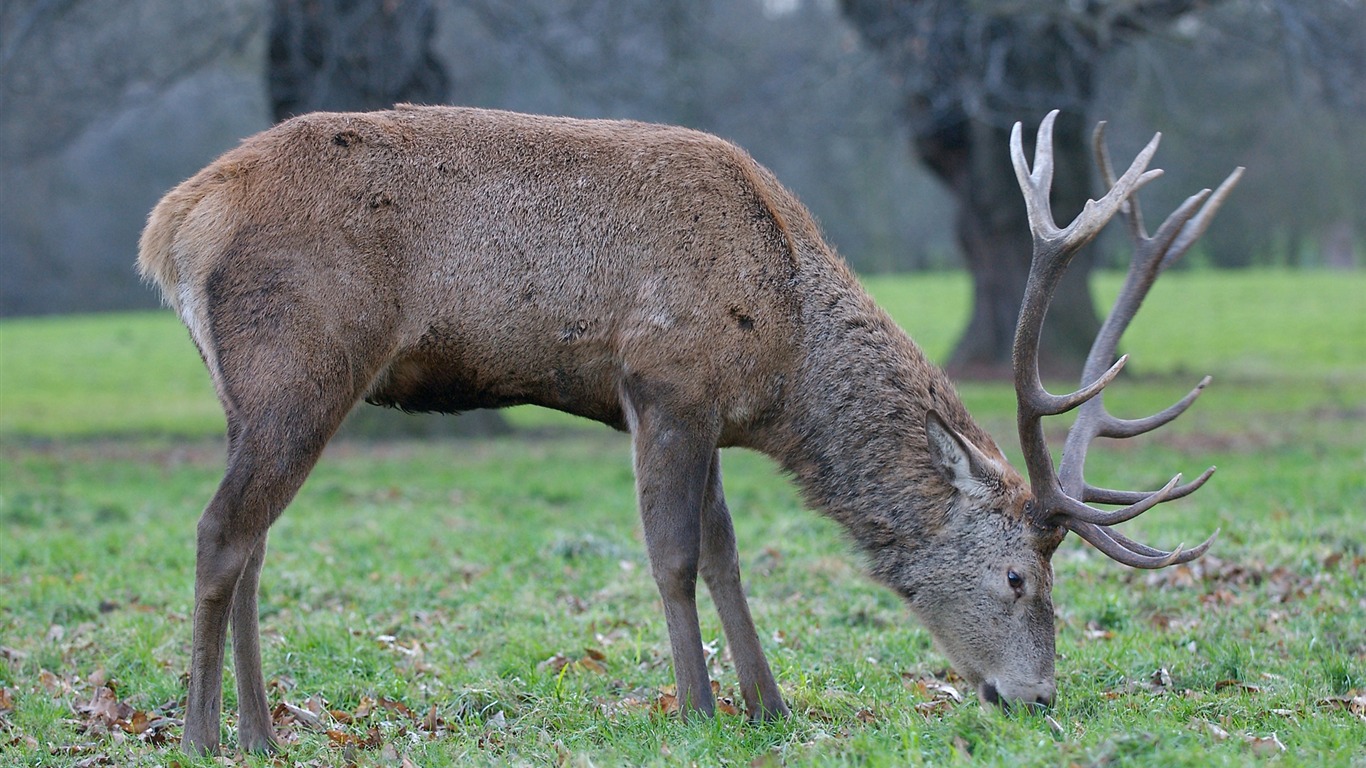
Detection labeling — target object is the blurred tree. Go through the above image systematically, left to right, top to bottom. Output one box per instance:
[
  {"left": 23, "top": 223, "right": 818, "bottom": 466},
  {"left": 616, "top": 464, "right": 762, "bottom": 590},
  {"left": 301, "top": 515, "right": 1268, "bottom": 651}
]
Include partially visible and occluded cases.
[
  {"left": 0, "top": 0, "right": 263, "bottom": 165},
  {"left": 268, "top": 0, "right": 448, "bottom": 121},
  {"left": 840, "top": 0, "right": 1365, "bottom": 377}
]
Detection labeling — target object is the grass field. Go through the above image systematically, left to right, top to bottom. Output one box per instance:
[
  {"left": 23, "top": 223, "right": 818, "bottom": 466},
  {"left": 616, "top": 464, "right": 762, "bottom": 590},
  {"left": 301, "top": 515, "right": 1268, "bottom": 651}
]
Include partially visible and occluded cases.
[{"left": 1, "top": 270, "right": 1363, "bottom": 766}]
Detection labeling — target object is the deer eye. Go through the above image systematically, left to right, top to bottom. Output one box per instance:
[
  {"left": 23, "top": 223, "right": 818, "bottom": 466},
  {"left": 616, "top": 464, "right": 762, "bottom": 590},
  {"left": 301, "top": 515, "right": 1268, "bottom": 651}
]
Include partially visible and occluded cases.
[{"left": 1007, "top": 569, "right": 1025, "bottom": 596}]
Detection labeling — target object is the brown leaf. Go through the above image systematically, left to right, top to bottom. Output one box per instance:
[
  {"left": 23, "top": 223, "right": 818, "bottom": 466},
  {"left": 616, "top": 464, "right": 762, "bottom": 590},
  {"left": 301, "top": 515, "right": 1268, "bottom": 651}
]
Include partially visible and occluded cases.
[
  {"left": 584, "top": 647, "right": 607, "bottom": 662},
  {"left": 538, "top": 653, "right": 571, "bottom": 675},
  {"left": 578, "top": 657, "right": 607, "bottom": 674},
  {"left": 1150, "top": 667, "right": 1173, "bottom": 690},
  {"left": 38, "top": 669, "right": 69, "bottom": 695},
  {"left": 1215, "top": 679, "right": 1262, "bottom": 694},
  {"left": 0, "top": 686, "right": 14, "bottom": 715},
  {"left": 77, "top": 686, "right": 133, "bottom": 729},
  {"left": 653, "top": 690, "right": 679, "bottom": 716},
  {"left": 1318, "top": 693, "right": 1366, "bottom": 723},
  {"left": 353, "top": 694, "right": 376, "bottom": 719},
  {"left": 377, "top": 696, "right": 414, "bottom": 718},
  {"left": 276, "top": 700, "right": 325, "bottom": 731},
  {"left": 422, "top": 704, "right": 442, "bottom": 732},
  {"left": 121, "top": 709, "right": 151, "bottom": 735},
  {"left": 1192, "top": 718, "right": 1230, "bottom": 740},
  {"left": 1243, "top": 733, "right": 1286, "bottom": 755}
]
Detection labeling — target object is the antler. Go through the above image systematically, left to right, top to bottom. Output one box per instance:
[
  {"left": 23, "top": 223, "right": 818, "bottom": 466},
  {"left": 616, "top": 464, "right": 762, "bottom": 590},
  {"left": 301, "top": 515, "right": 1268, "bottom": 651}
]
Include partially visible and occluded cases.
[{"left": 1010, "top": 110, "right": 1241, "bottom": 569}]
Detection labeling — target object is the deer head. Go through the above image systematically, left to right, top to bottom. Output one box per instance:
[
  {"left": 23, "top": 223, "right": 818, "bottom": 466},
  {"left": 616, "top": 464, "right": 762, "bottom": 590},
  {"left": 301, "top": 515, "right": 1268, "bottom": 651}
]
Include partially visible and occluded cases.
[{"left": 901, "top": 111, "right": 1240, "bottom": 710}]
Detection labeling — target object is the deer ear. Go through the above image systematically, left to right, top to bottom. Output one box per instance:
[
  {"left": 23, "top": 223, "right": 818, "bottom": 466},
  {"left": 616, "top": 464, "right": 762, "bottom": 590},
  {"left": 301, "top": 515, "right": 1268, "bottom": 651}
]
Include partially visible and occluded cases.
[{"left": 925, "top": 409, "right": 1001, "bottom": 499}]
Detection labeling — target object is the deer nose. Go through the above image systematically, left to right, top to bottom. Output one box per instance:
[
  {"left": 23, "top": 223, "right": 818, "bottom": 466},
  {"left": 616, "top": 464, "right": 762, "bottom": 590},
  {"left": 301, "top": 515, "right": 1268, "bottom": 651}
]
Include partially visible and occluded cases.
[{"left": 981, "top": 681, "right": 1054, "bottom": 712}]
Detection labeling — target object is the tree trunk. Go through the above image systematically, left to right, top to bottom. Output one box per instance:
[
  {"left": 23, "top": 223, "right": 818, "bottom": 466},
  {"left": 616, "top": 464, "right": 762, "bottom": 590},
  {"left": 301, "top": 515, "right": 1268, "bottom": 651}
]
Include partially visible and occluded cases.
[{"left": 915, "top": 112, "right": 1101, "bottom": 380}]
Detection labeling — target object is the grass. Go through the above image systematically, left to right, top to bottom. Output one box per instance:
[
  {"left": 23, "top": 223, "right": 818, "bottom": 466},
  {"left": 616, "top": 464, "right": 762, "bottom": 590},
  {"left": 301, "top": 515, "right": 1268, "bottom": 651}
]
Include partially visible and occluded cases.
[{"left": 0, "top": 269, "right": 1363, "bottom": 766}]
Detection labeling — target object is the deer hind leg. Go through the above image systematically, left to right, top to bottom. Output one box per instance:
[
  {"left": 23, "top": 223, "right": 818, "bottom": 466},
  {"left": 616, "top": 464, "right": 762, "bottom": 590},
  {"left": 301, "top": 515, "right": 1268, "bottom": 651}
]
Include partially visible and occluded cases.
[
  {"left": 182, "top": 332, "right": 373, "bottom": 754},
  {"left": 625, "top": 388, "right": 718, "bottom": 718},
  {"left": 698, "top": 451, "right": 790, "bottom": 720},
  {"left": 230, "top": 535, "right": 274, "bottom": 753}
]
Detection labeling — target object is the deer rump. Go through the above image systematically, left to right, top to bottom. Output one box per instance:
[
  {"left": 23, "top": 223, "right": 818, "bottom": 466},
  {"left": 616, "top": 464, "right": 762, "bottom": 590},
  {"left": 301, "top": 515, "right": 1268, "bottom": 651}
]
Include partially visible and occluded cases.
[{"left": 143, "top": 105, "right": 808, "bottom": 439}]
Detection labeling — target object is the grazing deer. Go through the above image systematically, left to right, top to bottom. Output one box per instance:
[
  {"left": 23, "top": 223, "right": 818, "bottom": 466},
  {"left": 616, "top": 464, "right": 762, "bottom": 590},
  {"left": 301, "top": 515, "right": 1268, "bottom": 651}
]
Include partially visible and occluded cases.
[{"left": 139, "top": 105, "right": 1237, "bottom": 754}]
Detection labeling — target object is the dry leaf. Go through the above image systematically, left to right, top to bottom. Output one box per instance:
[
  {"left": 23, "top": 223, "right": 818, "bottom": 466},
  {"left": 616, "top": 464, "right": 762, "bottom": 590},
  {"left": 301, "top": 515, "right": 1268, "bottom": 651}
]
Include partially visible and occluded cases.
[
  {"left": 538, "top": 653, "right": 570, "bottom": 675},
  {"left": 1150, "top": 667, "right": 1172, "bottom": 689},
  {"left": 38, "top": 669, "right": 69, "bottom": 695},
  {"left": 0, "top": 686, "right": 13, "bottom": 715},
  {"left": 78, "top": 686, "right": 133, "bottom": 729},
  {"left": 653, "top": 690, "right": 679, "bottom": 715},
  {"left": 1318, "top": 693, "right": 1366, "bottom": 723},
  {"left": 377, "top": 696, "right": 413, "bottom": 718},
  {"left": 276, "top": 700, "right": 325, "bottom": 731},
  {"left": 423, "top": 703, "right": 442, "bottom": 732},
  {"left": 1043, "top": 713, "right": 1065, "bottom": 738},
  {"left": 1194, "top": 718, "right": 1230, "bottom": 740},
  {"left": 1244, "top": 732, "right": 1286, "bottom": 755}
]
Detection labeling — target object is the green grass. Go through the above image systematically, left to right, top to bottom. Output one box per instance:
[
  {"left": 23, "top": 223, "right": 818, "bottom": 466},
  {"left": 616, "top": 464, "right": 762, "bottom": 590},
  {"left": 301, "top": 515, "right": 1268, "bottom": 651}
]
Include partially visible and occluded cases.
[{"left": 1, "top": 269, "right": 1363, "bottom": 766}]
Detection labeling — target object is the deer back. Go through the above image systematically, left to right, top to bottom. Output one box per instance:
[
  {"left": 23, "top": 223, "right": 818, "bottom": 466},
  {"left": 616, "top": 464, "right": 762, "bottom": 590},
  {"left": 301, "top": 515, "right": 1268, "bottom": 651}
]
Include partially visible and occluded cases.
[{"left": 139, "top": 106, "right": 841, "bottom": 439}]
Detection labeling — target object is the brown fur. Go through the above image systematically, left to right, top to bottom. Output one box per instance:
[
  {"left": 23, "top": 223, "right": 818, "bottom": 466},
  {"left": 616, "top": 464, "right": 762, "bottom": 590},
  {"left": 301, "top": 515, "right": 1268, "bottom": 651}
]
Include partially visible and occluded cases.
[{"left": 141, "top": 106, "right": 1060, "bottom": 754}]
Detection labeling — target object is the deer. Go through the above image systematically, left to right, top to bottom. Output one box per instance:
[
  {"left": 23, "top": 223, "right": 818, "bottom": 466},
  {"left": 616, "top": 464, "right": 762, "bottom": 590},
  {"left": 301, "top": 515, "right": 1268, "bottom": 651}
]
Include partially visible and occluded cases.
[{"left": 138, "top": 105, "right": 1239, "bottom": 754}]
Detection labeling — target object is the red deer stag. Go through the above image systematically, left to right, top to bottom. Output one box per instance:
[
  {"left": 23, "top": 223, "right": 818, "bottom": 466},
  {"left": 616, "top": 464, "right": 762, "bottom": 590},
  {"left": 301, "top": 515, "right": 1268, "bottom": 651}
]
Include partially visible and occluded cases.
[{"left": 139, "top": 106, "right": 1237, "bottom": 754}]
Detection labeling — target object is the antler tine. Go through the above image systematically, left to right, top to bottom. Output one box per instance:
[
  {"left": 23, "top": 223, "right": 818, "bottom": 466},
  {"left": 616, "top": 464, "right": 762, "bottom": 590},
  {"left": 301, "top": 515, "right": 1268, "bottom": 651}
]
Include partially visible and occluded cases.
[
  {"left": 1093, "top": 121, "right": 1146, "bottom": 242},
  {"left": 1162, "top": 167, "right": 1245, "bottom": 269},
  {"left": 1096, "top": 376, "right": 1210, "bottom": 439},
  {"left": 1085, "top": 465, "right": 1216, "bottom": 505},
  {"left": 1068, "top": 520, "right": 1218, "bottom": 569},
  {"left": 1068, "top": 520, "right": 1186, "bottom": 568}
]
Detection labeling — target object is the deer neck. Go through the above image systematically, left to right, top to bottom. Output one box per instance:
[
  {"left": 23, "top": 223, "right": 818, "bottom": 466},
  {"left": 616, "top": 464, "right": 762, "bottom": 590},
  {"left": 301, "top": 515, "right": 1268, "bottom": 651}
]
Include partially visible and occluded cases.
[{"left": 762, "top": 273, "right": 985, "bottom": 557}]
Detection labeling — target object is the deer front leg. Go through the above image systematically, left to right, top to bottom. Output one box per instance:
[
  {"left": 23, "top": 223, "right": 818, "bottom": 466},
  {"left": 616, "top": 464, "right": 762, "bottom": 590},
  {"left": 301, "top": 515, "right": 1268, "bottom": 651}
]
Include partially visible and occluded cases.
[
  {"left": 628, "top": 398, "right": 717, "bottom": 718},
  {"left": 698, "top": 451, "right": 789, "bottom": 720}
]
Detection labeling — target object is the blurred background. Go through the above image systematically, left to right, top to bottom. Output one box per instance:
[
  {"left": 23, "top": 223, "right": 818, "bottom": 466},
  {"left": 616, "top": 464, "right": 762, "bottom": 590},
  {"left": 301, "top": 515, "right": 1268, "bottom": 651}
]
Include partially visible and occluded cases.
[{"left": 2, "top": 0, "right": 1363, "bottom": 377}]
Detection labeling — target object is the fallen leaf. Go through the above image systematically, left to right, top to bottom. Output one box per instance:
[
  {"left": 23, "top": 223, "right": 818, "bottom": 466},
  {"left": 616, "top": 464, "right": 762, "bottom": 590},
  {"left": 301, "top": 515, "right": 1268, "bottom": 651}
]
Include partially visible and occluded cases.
[
  {"left": 538, "top": 653, "right": 570, "bottom": 675},
  {"left": 1150, "top": 667, "right": 1172, "bottom": 689},
  {"left": 38, "top": 669, "right": 69, "bottom": 695},
  {"left": 1215, "top": 680, "right": 1262, "bottom": 694},
  {"left": 77, "top": 686, "right": 134, "bottom": 730},
  {"left": 0, "top": 687, "right": 13, "bottom": 715},
  {"left": 654, "top": 690, "right": 679, "bottom": 716},
  {"left": 1318, "top": 693, "right": 1366, "bottom": 723},
  {"left": 377, "top": 696, "right": 413, "bottom": 718},
  {"left": 275, "top": 700, "right": 325, "bottom": 731},
  {"left": 122, "top": 709, "right": 150, "bottom": 735},
  {"left": 1044, "top": 713, "right": 1065, "bottom": 738},
  {"left": 1192, "top": 718, "right": 1230, "bottom": 740},
  {"left": 1243, "top": 732, "right": 1286, "bottom": 755}
]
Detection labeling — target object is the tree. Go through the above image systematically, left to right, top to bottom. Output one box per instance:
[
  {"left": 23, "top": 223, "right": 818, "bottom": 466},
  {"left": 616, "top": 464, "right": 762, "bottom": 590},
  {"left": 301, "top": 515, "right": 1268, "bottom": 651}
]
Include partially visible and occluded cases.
[
  {"left": 268, "top": 0, "right": 448, "bottom": 121},
  {"left": 840, "top": 0, "right": 1365, "bottom": 377}
]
